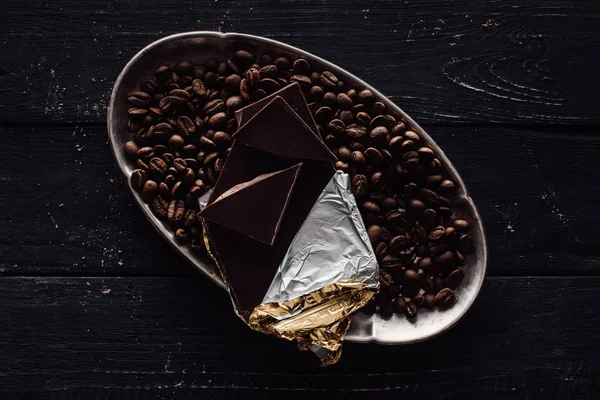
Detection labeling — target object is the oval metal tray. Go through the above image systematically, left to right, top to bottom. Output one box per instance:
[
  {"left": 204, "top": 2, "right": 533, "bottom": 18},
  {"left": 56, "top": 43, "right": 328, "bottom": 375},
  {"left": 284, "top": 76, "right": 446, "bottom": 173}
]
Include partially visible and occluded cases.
[{"left": 107, "top": 31, "right": 488, "bottom": 344}]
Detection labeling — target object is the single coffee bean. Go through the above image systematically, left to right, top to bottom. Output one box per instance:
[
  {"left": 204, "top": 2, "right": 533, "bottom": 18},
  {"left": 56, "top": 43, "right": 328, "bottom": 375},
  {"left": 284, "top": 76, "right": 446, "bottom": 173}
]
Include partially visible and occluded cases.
[
  {"left": 293, "top": 58, "right": 311, "bottom": 74},
  {"left": 320, "top": 71, "right": 338, "bottom": 87},
  {"left": 290, "top": 74, "right": 311, "bottom": 88},
  {"left": 358, "top": 89, "right": 375, "bottom": 104},
  {"left": 337, "top": 93, "right": 353, "bottom": 110},
  {"left": 314, "top": 106, "right": 333, "bottom": 123},
  {"left": 208, "top": 112, "right": 227, "bottom": 129},
  {"left": 404, "top": 130, "right": 420, "bottom": 142},
  {"left": 213, "top": 131, "right": 233, "bottom": 148},
  {"left": 168, "top": 135, "right": 184, "bottom": 151},
  {"left": 123, "top": 141, "right": 140, "bottom": 160},
  {"left": 338, "top": 146, "right": 352, "bottom": 161},
  {"left": 364, "top": 147, "right": 383, "bottom": 165},
  {"left": 351, "top": 151, "right": 366, "bottom": 167},
  {"left": 149, "top": 157, "right": 168, "bottom": 176},
  {"left": 130, "top": 169, "right": 147, "bottom": 191},
  {"left": 370, "top": 172, "right": 386, "bottom": 191},
  {"left": 351, "top": 174, "right": 370, "bottom": 199},
  {"left": 440, "top": 179, "right": 456, "bottom": 192},
  {"left": 141, "top": 180, "right": 158, "bottom": 202},
  {"left": 158, "top": 182, "right": 171, "bottom": 199},
  {"left": 152, "top": 195, "right": 169, "bottom": 218},
  {"left": 381, "top": 197, "right": 397, "bottom": 212},
  {"left": 167, "top": 199, "right": 185, "bottom": 224},
  {"left": 363, "top": 201, "right": 381, "bottom": 215},
  {"left": 422, "top": 208, "right": 438, "bottom": 231},
  {"left": 453, "top": 219, "right": 470, "bottom": 232},
  {"left": 414, "top": 224, "right": 428, "bottom": 243},
  {"left": 367, "top": 225, "right": 385, "bottom": 246},
  {"left": 428, "top": 226, "right": 445, "bottom": 241},
  {"left": 175, "top": 228, "right": 189, "bottom": 243},
  {"left": 458, "top": 234, "right": 475, "bottom": 254},
  {"left": 389, "top": 235, "right": 410, "bottom": 253},
  {"left": 375, "top": 242, "right": 389, "bottom": 259},
  {"left": 437, "top": 250, "right": 456, "bottom": 270},
  {"left": 381, "top": 254, "right": 404, "bottom": 270},
  {"left": 418, "top": 257, "right": 436, "bottom": 275},
  {"left": 444, "top": 269, "right": 465, "bottom": 289},
  {"left": 433, "top": 276, "right": 444, "bottom": 293},
  {"left": 401, "top": 284, "right": 420, "bottom": 298},
  {"left": 434, "top": 288, "right": 455, "bottom": 308},
  {"left": 424, "top": 293, "right": 436, "bottom": 309},
  {"left": 411, "top": 294, "right": 424, "bottom": 308},
  {"left": 393, "top": 297, "right": 407, "bottom": 314},
  {"left": 361, "top": 299, "right": 377, "bottom": 314},
  {"left": 405, "top": 301, "right": 417, "bottom": 318},
  {"left": 381, "top": 302, "right": 394, "bottom": 319}
]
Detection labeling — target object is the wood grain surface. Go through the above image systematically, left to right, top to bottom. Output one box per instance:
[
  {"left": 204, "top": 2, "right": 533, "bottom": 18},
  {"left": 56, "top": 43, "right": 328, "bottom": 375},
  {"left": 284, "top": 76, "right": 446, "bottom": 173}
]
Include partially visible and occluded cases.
[
  {"left": 2, "top": 0, "right": 599, "bottom": 398},
  {"left": 2, "top": 0, "right": 600, "bottom": 125},
  {"left": 2, "top": 277, "right": 599, "bottom": 399}
]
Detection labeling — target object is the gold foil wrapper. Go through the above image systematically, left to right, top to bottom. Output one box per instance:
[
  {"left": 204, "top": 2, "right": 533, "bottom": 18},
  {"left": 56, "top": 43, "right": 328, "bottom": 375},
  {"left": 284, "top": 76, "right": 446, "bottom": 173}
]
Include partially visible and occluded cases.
[{"left": 199, "top": 172, "right": 379, "bottom": 365}]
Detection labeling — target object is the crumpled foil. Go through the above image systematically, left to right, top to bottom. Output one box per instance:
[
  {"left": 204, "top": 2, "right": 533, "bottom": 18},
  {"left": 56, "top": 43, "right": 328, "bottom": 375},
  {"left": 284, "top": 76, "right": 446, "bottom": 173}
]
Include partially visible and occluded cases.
[{"left": 199, "top": 171, "right": 379, "bottom": 365}]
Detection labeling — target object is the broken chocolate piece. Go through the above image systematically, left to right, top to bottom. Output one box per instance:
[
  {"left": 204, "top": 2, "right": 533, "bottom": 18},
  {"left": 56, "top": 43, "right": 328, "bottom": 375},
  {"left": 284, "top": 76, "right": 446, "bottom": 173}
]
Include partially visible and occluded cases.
[
  {"left": 235, "top": 82, "right": 318, "bottom": 133},
  {"left": 233, "top": 96, "right": 337, "bottom": 162},
  {"left": 203, "top": 143, "right": 335, "bottom": 314},
  {"left": 200, "top": 163, "right": 302, "bottom": 246}
]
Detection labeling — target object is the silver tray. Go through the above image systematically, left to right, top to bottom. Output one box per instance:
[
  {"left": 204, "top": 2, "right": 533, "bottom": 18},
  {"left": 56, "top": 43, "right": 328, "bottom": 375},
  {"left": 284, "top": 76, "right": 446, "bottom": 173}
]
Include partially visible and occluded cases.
[{"left": 107, "top": 31, "right": 488, "bottom": 344}]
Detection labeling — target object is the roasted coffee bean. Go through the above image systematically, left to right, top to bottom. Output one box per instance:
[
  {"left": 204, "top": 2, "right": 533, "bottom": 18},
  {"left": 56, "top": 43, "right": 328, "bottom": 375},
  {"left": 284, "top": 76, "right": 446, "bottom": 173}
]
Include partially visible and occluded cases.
[
  {"left": 320, "top": 71, "right": 338, "bottom": 87},
  {"left": 290, "top": 74, "right": 311, "bottom": 88},
  {"left": 358, "top": 89, "right": 375, "bottom": 104},
  {"left": 127, "top": 91, "right": 151, "bottom": 107},
  {"left": 337, "top": 93, "right": 353, "bottom": 110},
  {"left": 314, "top": 106, "right": 332, "bottom": 123},
  {"left": 208, "top": 112, "right": 227, "bottom": 129},
  {"left": 404, "top": 130, "right": 420, "bottom": 142},
  {"left": 213, "top": 131, "right": 233, "bottom": 148},
  {"left": 167, "top": 135, "right": 184, "bottom": 151},
  {"left": 199, "top": 136, "right": 218, "bottom": 152},
  {"left": 123, "top": 141, "right": 140, "bottom": 160},
  {"left": 137, "top": 146, "right": 155, "bottom": 161},
  {"left": 338, "top": 146, "right": 352, "bottom": 161},
  {"left": 364, "top": 147, "right": 383, "bottom": 165},
  {"left": 351, "top": 151, "right": 366, "bottom": 167},
  {"left": 149, "top": 157, "right": 168, "bottom": 176},
  {"left": 130, "top": 169, "right": 147, "bottom": 191},
  {"left": 370, "top": 172, "right": 386, "bottom": 191},
  {"left": 351, "top": 174, "right": 369, "bottom": 199},
  {"left": 440, "top": 179, "right": 456, "bottom": 192},
  {"left": 141, "top": 180, "right": 158, "bottom": 202},
  {"left": 158, "top": 182, "right": 171, "bottom": 199},
  {"left": 152, "top": 195, "right": 169, "bottom": 218},
  {"left": 381, "top": 197, "right": 397, "bottom": 212},
  {"left": 408, "top": 199, "right": 426, "bottom": 214},
  {"left": 167, "top": 200, "right": 185, "bottom": 224},
  {"left": 362, "top": 201, "right": 381, "bottom": 215},
  {"left": 422, "top": 208, "right": 438, "bottom": 231},
  {"left": 453, "top": 219, "right": 470, "bottom": 232},
  {"left": 414, "top": 224, "right": 428, "bottom": 244},
  {"left": 367, "top": 225, "right": 385, "bottom": 246},
  {"left": 428, "top": 226, "right": 445, "bottom": 241},
  {"left": 175, "top": 228, "right": 189, "bottom": 243},
  {"left": 459, "top": 234, "right": 475, "bottom": 254},
  {"left": 389, "top": 235, "right": 409, "bottom": 252},
  {"left": 375, "top": 242, "right": 389, "bottom": 259},
  {"left": 437, "top": 250, "right": 456, "bottom": 269},
  {"left": 381, "top": 254, "right": 403, "bottom": 270},
  {"left": 418, "top": 257, "right": 436, "bottom": 275},
  {"left": 404, "top": 269, "right": 421, "bottom": 286},
  {"left": 444, "top": 269, "right": 465, "bottom": 289},
  {"left": 420, "top": 274, "right": 434, "bottom": 290},
  {"left": 433, "top": 276, "right": 444, "bottom": 293},
  {"left": 401, "top": 284, "right": 420, "bottom": 298},
  {"left": 434, "top": 288, "right": 455, "bottom": 308},
  {"left": 424, "top": 293, "right": 436, "bottom": 309},
  {"left": 411, "top": 294, "right": 424, "bottom": 308},
  {"left": 393, "top": 297, "right": 407, "bottom": 314},
  {"left": 361, "top": 299, "right": 377, "bottom": 314},
  {"left": 405, "top": 301, "right": 417, "bottom": 318},
  {"left": 381, "top": 302, "right": 394, "bottom": 319}
]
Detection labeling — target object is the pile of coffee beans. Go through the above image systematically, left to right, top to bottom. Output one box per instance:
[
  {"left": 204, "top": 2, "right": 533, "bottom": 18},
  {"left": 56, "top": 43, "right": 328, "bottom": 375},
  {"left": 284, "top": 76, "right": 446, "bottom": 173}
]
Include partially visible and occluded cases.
[{"left": 122, "top": 49, "right": 475, "bottom": 319}]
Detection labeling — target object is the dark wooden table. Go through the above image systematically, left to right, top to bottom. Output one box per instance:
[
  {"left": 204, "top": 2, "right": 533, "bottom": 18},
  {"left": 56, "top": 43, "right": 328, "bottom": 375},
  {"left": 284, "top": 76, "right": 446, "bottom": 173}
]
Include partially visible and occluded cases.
[{"left": 2, "top": 1, "right": 599, "bottom": 398}]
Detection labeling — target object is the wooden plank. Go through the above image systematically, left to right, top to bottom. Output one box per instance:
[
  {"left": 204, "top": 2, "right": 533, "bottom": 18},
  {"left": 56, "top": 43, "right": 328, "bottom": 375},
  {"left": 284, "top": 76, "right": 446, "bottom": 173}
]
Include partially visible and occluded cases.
[
  {"left": 2, "top": 0, "right": 599, "bottom": 125},
  {"left": 2, "top": 125, "right": 599, "bottom": 277},
  {"left": 1, "top": 276, "right": 599, "bottom": 398}
]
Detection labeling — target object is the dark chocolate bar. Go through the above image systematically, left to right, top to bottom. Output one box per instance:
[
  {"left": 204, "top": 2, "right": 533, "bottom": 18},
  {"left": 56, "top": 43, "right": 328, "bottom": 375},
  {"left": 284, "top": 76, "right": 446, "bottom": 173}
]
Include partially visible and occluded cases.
[
  {"left": 235, "top": 82, "right": 318, "bottom": 133},
  {"left": 233, "top": 96, "right": 336, "bottom": 162},
  {"left": 200, "top": 163, "right": 302, "bottom": 246}
]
